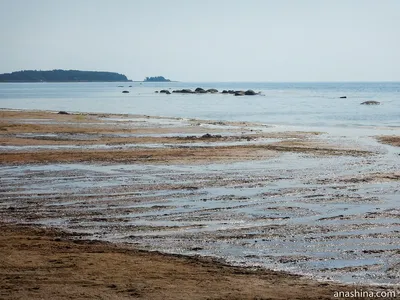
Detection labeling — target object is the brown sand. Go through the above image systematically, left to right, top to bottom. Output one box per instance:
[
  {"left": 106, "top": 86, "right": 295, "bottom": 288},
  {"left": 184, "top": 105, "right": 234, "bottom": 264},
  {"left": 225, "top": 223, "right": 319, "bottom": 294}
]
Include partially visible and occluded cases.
[
  {"left": 0, "top": 110, "right": 370, "bottom": 165},
  {"left": 377, "top": 135, "right": 400, "bottom": 147},
  {"left": 0, "top": 147, "right": 278, "bottom": 164},
  {"left": 1, "top": 223, "right": 395, "bottom": 300}
]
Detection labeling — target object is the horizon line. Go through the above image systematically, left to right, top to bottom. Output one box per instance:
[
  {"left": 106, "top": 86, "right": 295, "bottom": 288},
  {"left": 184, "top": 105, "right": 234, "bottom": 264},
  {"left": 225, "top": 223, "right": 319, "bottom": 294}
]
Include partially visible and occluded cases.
[{"left": 136, "top": 80, "right": 400, "bottom": 83}]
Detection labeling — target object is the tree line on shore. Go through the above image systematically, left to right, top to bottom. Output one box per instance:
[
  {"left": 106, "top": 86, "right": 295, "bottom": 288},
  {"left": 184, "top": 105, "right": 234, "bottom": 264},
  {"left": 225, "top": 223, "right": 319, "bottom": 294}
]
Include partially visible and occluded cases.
[{"left": 0, "top": 70, "right": 130, "bottom": 82}]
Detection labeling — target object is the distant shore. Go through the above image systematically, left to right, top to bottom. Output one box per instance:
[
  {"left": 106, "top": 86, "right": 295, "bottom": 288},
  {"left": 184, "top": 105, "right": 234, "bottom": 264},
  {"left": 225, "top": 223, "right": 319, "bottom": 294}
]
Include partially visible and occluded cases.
[{"left": 0, "top": 69, "right": 131, "bottom": 82}]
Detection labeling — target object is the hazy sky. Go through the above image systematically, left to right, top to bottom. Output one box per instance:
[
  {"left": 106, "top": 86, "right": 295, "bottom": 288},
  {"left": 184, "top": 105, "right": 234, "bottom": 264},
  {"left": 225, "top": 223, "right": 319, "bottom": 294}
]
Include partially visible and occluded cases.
[{"left": 1, "top": 0, "right": 399, "bottom": 81}]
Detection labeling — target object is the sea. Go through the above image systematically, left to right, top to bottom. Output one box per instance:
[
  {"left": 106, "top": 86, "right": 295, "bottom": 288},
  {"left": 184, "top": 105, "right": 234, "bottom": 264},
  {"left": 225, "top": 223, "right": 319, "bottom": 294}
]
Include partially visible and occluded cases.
[{"left": 0, "top": 81, "right": 399, "bottom": 129}]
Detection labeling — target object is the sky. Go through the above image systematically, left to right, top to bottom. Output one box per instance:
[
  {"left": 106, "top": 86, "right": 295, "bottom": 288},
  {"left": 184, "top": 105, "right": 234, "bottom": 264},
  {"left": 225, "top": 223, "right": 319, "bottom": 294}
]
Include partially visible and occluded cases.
[{"left": 0, "top": 0, "right": 399, "bottom": 82}]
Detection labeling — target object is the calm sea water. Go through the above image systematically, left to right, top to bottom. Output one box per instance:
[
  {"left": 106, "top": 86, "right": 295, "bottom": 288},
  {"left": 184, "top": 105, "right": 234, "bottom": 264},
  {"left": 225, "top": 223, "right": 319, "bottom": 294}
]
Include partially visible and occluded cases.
[{"left": 0, "top": 82, "right": 399, "bottom": 128}]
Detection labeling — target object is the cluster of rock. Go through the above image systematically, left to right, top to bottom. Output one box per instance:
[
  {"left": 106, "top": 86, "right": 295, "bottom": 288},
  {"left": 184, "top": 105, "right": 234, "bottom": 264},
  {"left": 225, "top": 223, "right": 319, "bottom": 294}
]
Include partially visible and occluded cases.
[
  {"left": 156, "top": 87, "right": 260, "bottom": 96},
  {"left": 173, "top": 88, "right": 219, "bottom": 94},
  {"left": 155, "top": 89, "right": 381, "bottom": 104},
  {"left": 230, "top": 90, "right": 259, "bottom": 96},
  {"left": 178, "top": 133, "right": 224, "bottom": 140}
]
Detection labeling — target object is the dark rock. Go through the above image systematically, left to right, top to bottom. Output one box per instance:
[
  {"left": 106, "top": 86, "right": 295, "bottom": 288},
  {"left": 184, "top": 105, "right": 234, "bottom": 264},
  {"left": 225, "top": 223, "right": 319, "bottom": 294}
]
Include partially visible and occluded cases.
[
  {"left": 195, "top": 87, "right": 206, "bottom": 93},
  {"left": 206, "top": 88, "right": 218, "bottom": 93},
  {"left": 160, "top": 89, "right": 171, "bottom": 94},
  {"left": 173, "top": 89, "right": 194, "bottom": 94},
  {"left": 244, "top": 89, "right": 257, "bottom": 95},
  {"left": 122, "top": 90, "right": 129, "bottom": 93},
  {"left": 222, "top": 90, "right": 229, "bottom": 94},
  {"left": 228, "top": 90, "right": 236, "bottom": 94},
  {"left": 155, "top": 91, "right": 159, "bottom": 93},
  {"left": 234, "top": 91, "right": 245, "bottom": 96},
  {"left": 340, "top": 96, "right": 347, "bottom": 98},
  {"left": 361, "top": 101, "right": 380, "bottom": 105},
  {"left": 58, "top": 111, "right": 69, "bottom": 115},
  {"left": 201, "top": 133, "right": 222, "bottom": 139},
  {"left": 191, "top": 247, "right": 203, "bottom": 251}
]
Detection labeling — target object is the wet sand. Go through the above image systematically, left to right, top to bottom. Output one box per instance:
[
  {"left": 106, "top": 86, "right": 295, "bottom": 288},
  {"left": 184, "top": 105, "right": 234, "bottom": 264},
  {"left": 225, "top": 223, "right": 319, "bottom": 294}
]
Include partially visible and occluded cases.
[
  {"left": 0, "top": 109, "right": 399, "bottom": 299},
  {"left": 0, "top": 109, "right": 370, "bottom": 165},
  {"left": 377, "top": 135, "right": 400, "bottom": 147},
  {"left": 0, "top": 223, "right": 396, "bottom": 300}
]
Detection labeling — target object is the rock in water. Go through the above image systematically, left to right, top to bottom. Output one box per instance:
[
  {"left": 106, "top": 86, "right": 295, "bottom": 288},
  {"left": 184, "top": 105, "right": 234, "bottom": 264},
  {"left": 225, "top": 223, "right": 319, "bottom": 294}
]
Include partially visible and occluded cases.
[
  {"left": 195, "top": 87, "right": 206, "bottom": 93},
  {"left": 173, "top": 89, "right": 194, "bottom": 94},
  {"left": 122, "top": 90, "right": 129, "bottom": 93},
  {"left": 160, "top": 90, "right": 171, "bottom": 94},
  {"left": 245, "top": 90, "right": 257, "bottom": 95},
  {"left": 234, "top": 91, "right": 245, "bottom": 96},
  {"left": 340, "top": 96, "right": 347, "bottom": 99},
  {"left": 361, "top": 101, "right": 380, "bottom": 105},
  {"left": 58, "top": 111, "right": 69, "bottom": 115}
]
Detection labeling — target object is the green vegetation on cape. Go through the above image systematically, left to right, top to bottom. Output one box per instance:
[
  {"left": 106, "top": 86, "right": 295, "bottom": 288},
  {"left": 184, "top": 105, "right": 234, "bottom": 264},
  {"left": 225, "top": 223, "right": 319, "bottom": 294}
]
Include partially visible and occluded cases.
[
  {"left": 0, "top": 70, "right": 130, "bottom": 82},
  {"left": 144, "top": 76, "right": 171, "bottom": 82}
]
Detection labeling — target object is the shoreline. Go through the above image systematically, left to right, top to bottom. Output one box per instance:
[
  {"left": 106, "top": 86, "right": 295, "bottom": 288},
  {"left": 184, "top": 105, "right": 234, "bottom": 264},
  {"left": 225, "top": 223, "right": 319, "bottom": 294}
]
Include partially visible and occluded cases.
[{"left": 0, "top": 222, "right": 397, "bottom": 300}]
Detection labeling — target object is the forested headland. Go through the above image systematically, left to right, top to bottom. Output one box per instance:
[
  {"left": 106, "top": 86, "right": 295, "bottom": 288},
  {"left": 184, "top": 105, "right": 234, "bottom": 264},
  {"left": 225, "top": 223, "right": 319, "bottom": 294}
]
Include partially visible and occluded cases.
[{"left": 0, "top": 70, "right": 130, "bottom": 82}]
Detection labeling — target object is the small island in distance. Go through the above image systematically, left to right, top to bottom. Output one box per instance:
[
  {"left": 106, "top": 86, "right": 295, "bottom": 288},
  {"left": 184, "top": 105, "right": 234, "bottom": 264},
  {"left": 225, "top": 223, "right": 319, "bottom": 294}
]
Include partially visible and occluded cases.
[
  {"left": 0, "top": 69, "right": 131, "bottom": 82},
  {"left": 143, "top": 76, "right": 171, "bottom": 82}
]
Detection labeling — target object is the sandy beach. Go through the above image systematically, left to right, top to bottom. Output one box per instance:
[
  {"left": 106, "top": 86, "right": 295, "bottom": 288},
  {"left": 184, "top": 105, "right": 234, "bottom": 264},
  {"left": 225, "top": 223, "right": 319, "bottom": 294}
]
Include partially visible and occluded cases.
[
  {"left": 0, "top": 109, "right": 399, "bottom": 299},
  {"left": 2, "top": 222, "right": 398, "bottom": 300}
]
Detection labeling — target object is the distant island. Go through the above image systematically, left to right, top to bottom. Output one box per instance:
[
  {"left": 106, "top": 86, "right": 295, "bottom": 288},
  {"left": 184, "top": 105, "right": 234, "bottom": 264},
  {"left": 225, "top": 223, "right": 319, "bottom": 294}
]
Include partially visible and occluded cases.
[
  {"left": 0, "top": 70, "right": 131, "bottom": 82},
  {"left": 144, "top": 76, "right": 171, "bottom": 82}
]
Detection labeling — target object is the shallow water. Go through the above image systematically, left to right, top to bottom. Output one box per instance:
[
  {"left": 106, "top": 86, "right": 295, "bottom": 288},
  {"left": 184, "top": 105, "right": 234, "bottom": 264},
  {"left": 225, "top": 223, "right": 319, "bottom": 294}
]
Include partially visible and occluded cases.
[{"left": 1, "top": 136, "right": 399, "bottom": 285}]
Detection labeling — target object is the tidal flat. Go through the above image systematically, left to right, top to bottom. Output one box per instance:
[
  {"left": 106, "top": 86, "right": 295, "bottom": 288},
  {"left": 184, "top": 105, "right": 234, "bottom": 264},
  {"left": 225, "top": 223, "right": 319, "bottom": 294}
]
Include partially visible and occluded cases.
[{"left": 0, "top": 109, "right": 399, "bottom": 298}]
